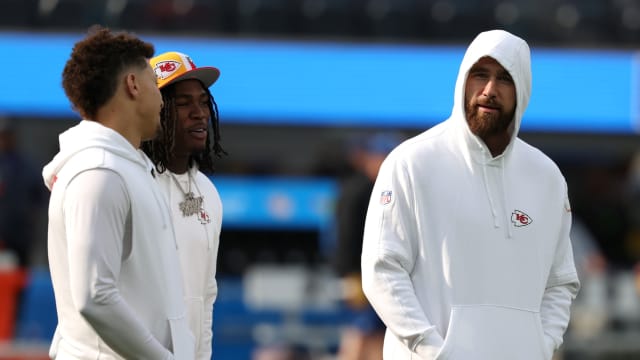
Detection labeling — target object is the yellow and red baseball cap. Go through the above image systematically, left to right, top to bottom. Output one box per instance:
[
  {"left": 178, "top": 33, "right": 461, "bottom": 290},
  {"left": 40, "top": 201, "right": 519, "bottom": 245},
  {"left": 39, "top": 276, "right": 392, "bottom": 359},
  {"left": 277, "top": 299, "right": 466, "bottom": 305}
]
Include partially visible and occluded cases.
[{"left": 150, "top": 51, "right": 220, "bottom": 89}]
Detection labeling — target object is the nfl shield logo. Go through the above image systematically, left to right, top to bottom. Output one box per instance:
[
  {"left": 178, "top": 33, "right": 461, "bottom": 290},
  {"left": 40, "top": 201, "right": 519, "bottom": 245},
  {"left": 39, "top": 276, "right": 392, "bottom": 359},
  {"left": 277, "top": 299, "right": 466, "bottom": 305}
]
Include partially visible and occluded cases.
[{"left": 380, "top": 190, "right": 392, "bottom": 205}]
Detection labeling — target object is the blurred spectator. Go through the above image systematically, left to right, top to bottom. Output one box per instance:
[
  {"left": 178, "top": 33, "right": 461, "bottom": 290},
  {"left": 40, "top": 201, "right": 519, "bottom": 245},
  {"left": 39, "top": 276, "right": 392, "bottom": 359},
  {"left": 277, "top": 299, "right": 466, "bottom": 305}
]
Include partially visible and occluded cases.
[
  {"left": 0, "top": 117, "right": 46, "bottom": 267},
  {"left": 333, "top": 132, "right": 402, "bottom": 360},
  {"left": 568, "top": 150, "right": 640, "bottom": 343},
  {"left": 623, "top": 150, "right": 640, "bottom": 315},
  {"left": 625, "top": 151, "right": 640, "bottom": 265},
  {"left": 572, "top": 159, "right": 632, "bottom": 269},
  {"left": 568, "top": 216, "right": 609, "bottom": 340},
  {"left": 571, "top": 216, "right": 608, "bottom": 279}
]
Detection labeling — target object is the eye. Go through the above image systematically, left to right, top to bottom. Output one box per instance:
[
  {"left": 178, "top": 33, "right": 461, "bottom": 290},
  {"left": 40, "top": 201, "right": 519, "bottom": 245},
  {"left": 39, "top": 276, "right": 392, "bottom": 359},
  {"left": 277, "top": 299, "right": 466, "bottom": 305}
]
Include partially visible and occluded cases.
[
  {"left": 469, "top": 70, "right": 489, "bottom": 79},
  {"left": 498, "top": 72, "right": 514, "bottom": 83},
  {"left": 500, "top": 76, "right": 513, "bottom": 83}
]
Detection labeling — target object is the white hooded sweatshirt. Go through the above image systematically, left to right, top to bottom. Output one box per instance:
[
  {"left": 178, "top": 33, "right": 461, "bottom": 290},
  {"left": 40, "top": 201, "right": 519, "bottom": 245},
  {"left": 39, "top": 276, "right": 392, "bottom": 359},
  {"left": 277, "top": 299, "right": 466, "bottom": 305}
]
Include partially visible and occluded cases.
[
  {"left": 361, "top": 30, "right": 580, "bottom": 360},
  {"left": 43, "top": 120, "right": 195, "bottom": 359},
  {"left": 154, "top": 167, "right": 222, "bottom": 360}
]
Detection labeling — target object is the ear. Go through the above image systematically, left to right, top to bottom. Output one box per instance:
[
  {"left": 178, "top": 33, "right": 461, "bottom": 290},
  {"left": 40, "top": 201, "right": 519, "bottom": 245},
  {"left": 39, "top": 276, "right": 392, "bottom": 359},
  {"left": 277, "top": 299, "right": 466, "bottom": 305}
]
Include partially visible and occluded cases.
[{"left": 124, "top": 72, "right": 139, "bottom": 99}]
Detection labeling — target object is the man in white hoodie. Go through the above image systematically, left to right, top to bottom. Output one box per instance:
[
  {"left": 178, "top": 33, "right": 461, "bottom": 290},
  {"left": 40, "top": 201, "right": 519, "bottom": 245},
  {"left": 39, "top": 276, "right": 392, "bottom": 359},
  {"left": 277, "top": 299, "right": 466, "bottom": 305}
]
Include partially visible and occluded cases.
[
  {"left": 42, "top": 26, "right": 194, "bottom": 359},
  {"left": 361, "top": 30, "right": 580, "bottom": 360},
  {"left": 142, "top": 51, "right": 227, "bottom": 360}
]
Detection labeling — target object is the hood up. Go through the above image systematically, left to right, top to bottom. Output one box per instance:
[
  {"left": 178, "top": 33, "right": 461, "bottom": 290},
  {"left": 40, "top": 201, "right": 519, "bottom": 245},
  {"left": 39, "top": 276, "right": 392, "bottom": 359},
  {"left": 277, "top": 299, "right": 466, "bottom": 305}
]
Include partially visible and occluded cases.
[
  {"left": 450, "top": 29, "right": 531, "bottom": 161},
  {"left": 447, "top": 30, "right": 532, "bottom": 238},
  {"left": 42, "top": 120, "right": 150, "bottom": 190}
]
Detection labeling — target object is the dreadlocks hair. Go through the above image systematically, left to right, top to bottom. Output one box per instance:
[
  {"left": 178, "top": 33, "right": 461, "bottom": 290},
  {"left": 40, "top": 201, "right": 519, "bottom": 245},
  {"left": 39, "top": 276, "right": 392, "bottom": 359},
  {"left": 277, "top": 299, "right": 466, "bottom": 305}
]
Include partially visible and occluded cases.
[{"left": 141, "top": 81, "right": 227, "bottom": 175}]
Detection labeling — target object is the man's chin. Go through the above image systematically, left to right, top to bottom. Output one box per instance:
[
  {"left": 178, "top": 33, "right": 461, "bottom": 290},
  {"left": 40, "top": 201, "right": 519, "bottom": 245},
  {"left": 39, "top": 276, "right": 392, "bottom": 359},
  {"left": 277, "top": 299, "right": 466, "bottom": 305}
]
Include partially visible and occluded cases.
[
  {"left": 148, "top": 123, "right": 162, "bottom": 140},
  {"left": 188, "top": 143, "right": 207, "bottom": 154}
]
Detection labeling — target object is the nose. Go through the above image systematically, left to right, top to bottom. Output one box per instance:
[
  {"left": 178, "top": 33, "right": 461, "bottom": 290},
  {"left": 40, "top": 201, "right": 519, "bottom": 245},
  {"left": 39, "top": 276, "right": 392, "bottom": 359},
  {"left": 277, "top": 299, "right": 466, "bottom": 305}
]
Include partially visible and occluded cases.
[
  {"left": 482, "top": 79, "right": 497, "bottom": 99},
  {"left": 191, "top": 102, "right": 208, "bottom": 118}
]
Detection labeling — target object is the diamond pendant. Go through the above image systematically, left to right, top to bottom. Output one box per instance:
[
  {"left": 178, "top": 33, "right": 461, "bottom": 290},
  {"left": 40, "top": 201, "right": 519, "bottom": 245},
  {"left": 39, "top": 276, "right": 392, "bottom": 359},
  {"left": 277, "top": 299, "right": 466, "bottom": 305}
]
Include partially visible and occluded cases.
[{"left": 179, "top": 192, "right": 203, "bottom": 217}]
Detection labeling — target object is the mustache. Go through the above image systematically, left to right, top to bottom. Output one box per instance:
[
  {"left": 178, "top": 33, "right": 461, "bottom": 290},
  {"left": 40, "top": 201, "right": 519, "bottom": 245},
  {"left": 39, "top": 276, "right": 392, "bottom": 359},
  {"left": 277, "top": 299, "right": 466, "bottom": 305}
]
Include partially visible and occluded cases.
[{"left": 474, "top": 97, "right": 502, "bottom": 110}]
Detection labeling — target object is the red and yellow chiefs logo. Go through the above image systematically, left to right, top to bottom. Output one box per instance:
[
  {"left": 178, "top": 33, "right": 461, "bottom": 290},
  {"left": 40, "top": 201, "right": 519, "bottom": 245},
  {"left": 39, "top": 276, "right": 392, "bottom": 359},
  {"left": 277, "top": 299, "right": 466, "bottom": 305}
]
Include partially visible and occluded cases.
[{"left": 154, "top": 60, "right": 182, "bottom": 80}]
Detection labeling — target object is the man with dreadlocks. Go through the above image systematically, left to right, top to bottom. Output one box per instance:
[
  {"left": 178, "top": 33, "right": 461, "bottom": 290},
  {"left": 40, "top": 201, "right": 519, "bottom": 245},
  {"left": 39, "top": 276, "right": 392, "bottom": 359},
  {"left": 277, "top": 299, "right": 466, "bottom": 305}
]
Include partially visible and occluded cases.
[{"left": 143, "top": 51, "right": 226, "bottom": 360}]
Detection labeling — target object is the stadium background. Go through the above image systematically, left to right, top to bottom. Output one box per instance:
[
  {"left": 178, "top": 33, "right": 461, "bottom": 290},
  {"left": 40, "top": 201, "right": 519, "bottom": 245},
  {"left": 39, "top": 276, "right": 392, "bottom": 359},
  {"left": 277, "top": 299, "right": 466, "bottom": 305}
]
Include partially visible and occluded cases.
[{"left": 1, "top": 0, "right": 640, "bottom": 359}]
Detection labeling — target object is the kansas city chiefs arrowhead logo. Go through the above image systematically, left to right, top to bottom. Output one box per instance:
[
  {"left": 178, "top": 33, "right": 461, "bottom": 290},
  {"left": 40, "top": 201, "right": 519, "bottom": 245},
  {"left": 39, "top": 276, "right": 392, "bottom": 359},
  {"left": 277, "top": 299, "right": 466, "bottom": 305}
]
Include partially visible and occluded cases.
[
  {"left": 154, "top": 60, "right": 182, "bottom": 80},
  {"left": 511, "top": 210, "right": 532, "bottom": 227}
]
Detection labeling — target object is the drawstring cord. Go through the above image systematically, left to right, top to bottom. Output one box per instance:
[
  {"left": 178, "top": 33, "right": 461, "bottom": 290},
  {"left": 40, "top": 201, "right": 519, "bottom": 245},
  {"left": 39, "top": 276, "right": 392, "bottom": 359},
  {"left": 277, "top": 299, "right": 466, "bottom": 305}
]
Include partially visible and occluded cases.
[
  {"left": 482, "top": 154, "right": 512, "bottom": 238},
  {"left": 501, "top": 160, "right": 512, "bottom": 238},
  {"left": 482, "top": 161, "right": 500, "bottom": 228},
  {"left": 149, "top": 169, "right": 175, "bottom": 248},
  {"left": 191, "top": 176, "right": 212, "bottom": 250}
]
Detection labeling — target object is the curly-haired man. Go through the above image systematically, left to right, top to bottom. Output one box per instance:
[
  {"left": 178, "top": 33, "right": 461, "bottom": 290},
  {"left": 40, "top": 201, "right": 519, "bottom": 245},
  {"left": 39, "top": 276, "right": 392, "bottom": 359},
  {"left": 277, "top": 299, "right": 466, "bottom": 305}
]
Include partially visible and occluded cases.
[{"left": 43, "top": 26, "right": 194, "bottom": 359}]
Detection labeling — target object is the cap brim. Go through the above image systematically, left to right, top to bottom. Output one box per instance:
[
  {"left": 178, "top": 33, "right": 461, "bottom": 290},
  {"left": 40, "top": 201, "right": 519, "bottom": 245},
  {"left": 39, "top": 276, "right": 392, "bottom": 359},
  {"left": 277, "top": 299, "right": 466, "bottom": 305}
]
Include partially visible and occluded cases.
[{"left": 163, "top": 66, "right": 220, "bottom": 89}]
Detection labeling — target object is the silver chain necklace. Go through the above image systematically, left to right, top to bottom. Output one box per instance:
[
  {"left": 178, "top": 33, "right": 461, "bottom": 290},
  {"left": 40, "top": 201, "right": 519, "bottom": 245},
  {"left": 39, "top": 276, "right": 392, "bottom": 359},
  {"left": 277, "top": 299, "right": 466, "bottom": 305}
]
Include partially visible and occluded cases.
[{"left": 168, "top": 171, "right": 204, "bottom": 217}]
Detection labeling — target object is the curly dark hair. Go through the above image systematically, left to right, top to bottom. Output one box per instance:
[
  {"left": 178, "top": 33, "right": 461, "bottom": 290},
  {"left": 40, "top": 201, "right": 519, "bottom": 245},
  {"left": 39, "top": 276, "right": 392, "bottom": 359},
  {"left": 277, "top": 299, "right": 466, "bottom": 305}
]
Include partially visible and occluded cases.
[
  {"left": 61, "top": 25, "right": 154, "bottom": 120},
  {"left": 141, "top": 82, "right": 226, "bottom": 175}
]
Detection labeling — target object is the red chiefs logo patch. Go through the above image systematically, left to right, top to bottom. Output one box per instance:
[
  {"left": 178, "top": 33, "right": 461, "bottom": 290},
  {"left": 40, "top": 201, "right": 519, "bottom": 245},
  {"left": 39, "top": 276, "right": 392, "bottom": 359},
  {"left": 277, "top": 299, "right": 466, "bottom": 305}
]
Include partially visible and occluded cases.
[
  {"left": 154, "top": 60, "right": 182, "bottom": 80},
  {"left": 198, "top": 208, "right": 211, "bottom": 225},
  {"left": 511, "top": 210, "right": 532, "bottom": 227}
]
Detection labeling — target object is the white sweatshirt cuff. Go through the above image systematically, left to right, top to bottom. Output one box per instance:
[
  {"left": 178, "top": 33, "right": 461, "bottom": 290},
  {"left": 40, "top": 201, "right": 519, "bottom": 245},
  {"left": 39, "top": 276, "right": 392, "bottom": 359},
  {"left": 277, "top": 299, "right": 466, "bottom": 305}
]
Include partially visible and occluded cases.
[
  {"left": 413, "top": 330, "right": 445, "bottom": 359},
  {"left": 543, "top": 334, "right": 556, "bottom": 360}
]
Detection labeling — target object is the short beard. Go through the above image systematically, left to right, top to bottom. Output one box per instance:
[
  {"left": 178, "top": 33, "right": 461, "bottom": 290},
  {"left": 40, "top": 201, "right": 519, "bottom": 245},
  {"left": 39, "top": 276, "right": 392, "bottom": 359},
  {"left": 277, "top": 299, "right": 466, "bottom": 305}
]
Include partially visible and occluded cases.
[{"left": 465, "top": 99, "right": 514, "bottom": 139}]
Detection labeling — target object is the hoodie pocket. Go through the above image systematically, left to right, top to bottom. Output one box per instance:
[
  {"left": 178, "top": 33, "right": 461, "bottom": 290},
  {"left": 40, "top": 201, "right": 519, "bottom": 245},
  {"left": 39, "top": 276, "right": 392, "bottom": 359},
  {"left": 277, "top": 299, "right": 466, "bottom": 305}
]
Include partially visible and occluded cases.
[
  {"left": 185, "top": 297, "right": 204, "bottom": 352},
  {"left": 436, "top": 305, "right": 547, "bottom": 360},
  {"left": 533, "top": 312, "right": 553, "bottom": 360},
  {"left": 168, "top": 315, "right": 196, "bottom": 360}
]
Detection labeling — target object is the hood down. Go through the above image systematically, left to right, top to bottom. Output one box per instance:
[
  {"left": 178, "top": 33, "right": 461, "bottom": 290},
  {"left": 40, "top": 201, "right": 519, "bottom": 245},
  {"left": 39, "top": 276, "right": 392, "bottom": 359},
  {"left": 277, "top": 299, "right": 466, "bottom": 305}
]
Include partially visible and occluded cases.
[{"left": 42, "top": 120, "right": 150, "bottom": 190}]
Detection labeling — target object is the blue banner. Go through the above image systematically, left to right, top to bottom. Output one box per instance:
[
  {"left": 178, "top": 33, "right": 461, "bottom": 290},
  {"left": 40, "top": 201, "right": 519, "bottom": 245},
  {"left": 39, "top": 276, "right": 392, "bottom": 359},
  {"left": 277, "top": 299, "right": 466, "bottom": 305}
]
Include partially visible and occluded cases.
[{"left": 0, "top": 31, "right": 638, "bottom": 133}]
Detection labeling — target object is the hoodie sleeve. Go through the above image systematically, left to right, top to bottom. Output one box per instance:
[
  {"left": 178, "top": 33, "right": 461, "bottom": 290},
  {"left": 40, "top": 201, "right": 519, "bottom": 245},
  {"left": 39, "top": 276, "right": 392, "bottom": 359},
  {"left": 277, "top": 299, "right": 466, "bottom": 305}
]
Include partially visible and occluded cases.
[
  {"left": 361, "top": 154, "right": 444, "bottom": 357},
  {"left": 64, "top": 169, "right": 173, "bottom": 360},
  {"left": 540, "top": 190, "right": 580, "bottom": 355}
]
